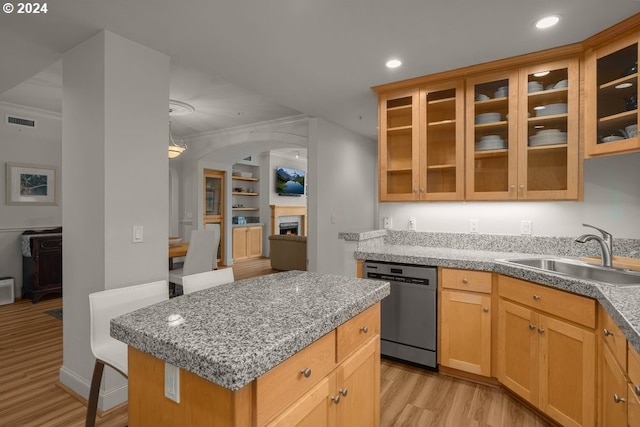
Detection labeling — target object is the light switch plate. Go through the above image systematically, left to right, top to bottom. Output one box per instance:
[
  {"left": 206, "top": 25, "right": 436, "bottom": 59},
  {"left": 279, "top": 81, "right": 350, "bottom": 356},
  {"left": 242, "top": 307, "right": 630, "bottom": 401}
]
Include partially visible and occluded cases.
[
  {"left": 521, "top": 220, "right": 532, "bottom": 235},
  {"left": 132, "top": 225, "right": 143, "bottom": 243},
  {"left": 165, "top": 362, "right": 180, "bottom": 403}
]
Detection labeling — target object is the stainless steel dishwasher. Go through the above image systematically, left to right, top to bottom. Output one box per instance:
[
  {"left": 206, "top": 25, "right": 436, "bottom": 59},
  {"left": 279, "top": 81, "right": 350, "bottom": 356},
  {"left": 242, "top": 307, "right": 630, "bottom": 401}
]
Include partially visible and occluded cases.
[{"left": 364, "top": 260, "right": 437, "bottom": 369}]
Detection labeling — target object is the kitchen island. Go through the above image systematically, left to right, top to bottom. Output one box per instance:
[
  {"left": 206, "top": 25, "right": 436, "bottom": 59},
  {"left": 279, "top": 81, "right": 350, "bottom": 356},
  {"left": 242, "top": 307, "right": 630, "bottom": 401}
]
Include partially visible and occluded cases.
[{"left": 111, "top": 270, "right": 390, "bottom": 427}]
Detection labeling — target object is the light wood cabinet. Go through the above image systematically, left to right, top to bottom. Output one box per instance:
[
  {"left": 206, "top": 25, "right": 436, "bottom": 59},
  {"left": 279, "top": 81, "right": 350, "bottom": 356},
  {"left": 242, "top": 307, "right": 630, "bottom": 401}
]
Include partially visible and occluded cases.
[
  {"left": 585, "top": 32, "right": 640, "bottom": 157},
  {"left": 378, "top": 82, "right": 465, "bottom": 201},
  {"left": 232, "top": 225, "right": 262, "bottom": 260},
  {"left": 440, "top": 268, "right": 492, "bottom": 376},
  {"left": 498, "top": 276, "right": 596, "bottom": 427},
  {"left": 601, "top": 343, "right": 628, "bottom": 427}
]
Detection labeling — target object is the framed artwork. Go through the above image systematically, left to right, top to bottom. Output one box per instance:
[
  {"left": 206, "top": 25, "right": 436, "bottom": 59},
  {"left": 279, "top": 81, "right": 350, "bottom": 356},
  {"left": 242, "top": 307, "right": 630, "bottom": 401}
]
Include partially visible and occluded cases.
[{"left": 6, "top": 163, "right": 58, "bottom": 205}]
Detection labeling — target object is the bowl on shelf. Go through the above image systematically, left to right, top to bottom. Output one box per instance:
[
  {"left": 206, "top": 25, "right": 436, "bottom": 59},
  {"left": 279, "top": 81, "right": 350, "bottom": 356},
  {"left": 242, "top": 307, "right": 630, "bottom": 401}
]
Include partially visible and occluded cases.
[
  {"left": 553, "top": 79, "right": 568, "bottom": 89},
  {"left": 528, "top": 81, "right": 543, "bottom": 93},
  {"left": 494, "top": 86, "right": 508, "bottom": 98},
  {"left": 475, "top": 93, "right": 490, "bottom": 101},
  {"left": 535, "top": 103, "right": 568, "bottom": 117},
  {"left": 475, "top": 112, "right": 501, "bottom": 124},
  {"left": 601, "top": 135, "right": 625, "bottom": 143},
  {"left": 239, "top": 172, "right": 253, "bottom": 178},
  {"left": 169, "top": 237, "right": 182, "bottom": 246}
]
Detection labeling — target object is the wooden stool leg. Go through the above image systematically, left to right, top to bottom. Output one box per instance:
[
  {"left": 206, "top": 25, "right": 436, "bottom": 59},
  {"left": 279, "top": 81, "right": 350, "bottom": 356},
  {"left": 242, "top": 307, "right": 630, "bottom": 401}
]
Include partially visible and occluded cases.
[{"left": 85, "top": 359, "right": 105, "bottom": 427}]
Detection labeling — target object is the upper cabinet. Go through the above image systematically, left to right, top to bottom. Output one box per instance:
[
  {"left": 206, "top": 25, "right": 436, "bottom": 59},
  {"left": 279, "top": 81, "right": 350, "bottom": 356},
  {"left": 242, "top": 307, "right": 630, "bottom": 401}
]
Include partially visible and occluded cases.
[
  {"left": 585, "top": 32, "right": 640, "bottom": 157},
  {"left": 378, "top": 82, "right": 464, "bottom": 202}
]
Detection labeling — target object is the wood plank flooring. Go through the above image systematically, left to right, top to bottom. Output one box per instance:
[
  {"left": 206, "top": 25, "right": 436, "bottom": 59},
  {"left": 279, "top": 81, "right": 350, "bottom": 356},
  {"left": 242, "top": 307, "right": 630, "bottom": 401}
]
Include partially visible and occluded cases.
[{"left": 0, "top": 257, "right": 553, "bottom": 427}]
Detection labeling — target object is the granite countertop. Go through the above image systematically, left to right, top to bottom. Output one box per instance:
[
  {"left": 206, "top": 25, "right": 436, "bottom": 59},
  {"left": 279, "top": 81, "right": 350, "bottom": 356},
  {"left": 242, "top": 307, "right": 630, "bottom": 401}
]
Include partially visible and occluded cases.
[
  {"left": 353, "top": 243, "right": 640, "bottom": 353},
  {"left": 110, "top": 270, "right": 390, "bottom": 391}
]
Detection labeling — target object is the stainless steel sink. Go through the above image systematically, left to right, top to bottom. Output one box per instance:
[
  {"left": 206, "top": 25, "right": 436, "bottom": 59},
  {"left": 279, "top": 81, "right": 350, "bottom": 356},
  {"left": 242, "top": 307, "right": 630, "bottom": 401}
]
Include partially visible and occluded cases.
[{"left": 498, "top": 257, "right": 640, "bottom": 287}]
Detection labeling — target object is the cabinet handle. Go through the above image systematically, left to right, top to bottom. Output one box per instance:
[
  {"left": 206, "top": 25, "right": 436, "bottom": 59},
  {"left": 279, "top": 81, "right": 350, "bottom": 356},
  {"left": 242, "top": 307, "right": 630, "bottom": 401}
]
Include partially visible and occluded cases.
[
  {"left": 519, "top": 184, "right": 525, "bottom": 192},
  {"left": 510, "top": 185, "right": 515, "bottom": 191},
  {"left": 413, "top": 188, "right": 418, "bottom": 194},
  {"left": 420, "top": 188, "right": 425, "bottom": 193},
  {"left": 462, "top": 278, "right": 468, "bottom": 284},
  {"left": 533, "top": 294, "right": 541, "bottom": 301},
  {"left": 483, "top": 307, "right": 489, "bottom": 313},
  {"left": 529, "top": 324, "right": 536, "bottom": 330},
  {"left": 360, "top": 326, "right": 369, "bottom": 333},
  {"left": 538, "top": 328, "right": 545, "bottom": 334},
  {"left": 603, "top": 328, "right": 614, "bottom": 337},
  {"left": 301, "top": 368, "right": 312, "bottom": 378},
  {"left": 635, "top": 385, "right": 640, "bottom": 397},
  {"left": 339, "top": 388, "right": 348, "bottom": 397},
  {"left": 613, "top": 394, "right": 626, "bottom": 404},
  {"left": 331, "top": 395, "right": 341, "bottom": 404}
]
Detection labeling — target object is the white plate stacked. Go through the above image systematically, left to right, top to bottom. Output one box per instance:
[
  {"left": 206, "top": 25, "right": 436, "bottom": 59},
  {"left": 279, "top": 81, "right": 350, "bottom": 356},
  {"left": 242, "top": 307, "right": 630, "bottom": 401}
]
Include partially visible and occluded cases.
[
  {"left": 528, "top": 81, "right": 543, "bottom": 93},
  {"left": 494, "top": 86, "right": 508, "bottom": 98},
  {"left": 535, "top": 103, "right": 568, "bottom": 117},
  {"left": 475, "top": 112, "right": 501, "bottom": 124},
  {"left": 528, "top": 129, "right": 567, "bottom": 146},
  {"left": 476, "top": 134, "right": 507, "bottom": 151}
]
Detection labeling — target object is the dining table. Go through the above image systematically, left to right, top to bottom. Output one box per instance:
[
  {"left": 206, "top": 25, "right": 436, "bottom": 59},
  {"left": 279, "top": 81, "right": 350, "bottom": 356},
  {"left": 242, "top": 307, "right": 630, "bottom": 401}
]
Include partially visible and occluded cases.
[{"left": 168, "top": 242, "right": 189, "bottom": 270}]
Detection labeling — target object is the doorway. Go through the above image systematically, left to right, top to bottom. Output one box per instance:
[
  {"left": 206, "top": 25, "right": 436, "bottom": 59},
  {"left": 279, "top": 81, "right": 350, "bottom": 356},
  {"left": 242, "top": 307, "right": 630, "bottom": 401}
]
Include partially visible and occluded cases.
[{"left": 203, "top": 169, "right": 225, "bottom": 265}]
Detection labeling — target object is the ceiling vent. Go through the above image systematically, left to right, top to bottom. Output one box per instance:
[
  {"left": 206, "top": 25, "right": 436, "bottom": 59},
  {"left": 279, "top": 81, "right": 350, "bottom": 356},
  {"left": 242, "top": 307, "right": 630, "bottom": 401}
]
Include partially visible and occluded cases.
[{"left": 6, "top": 115, "right": 37, "bottom": 129}]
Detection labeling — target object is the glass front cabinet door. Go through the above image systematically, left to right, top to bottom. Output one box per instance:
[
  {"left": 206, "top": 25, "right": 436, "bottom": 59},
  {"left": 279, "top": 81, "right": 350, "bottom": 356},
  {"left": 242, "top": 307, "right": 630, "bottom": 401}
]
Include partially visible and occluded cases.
[
  {"left": 585, "top": 33, "right": 640, "bottom": 157},
  {"left": 517, "top": 58, "right": 579, "bottom": 200},
  {"left": 465, "top": 71, "right": 519, "bottom": 200},
  {"left": 379, "top": 88, "right": 420, "bottom": 201}
]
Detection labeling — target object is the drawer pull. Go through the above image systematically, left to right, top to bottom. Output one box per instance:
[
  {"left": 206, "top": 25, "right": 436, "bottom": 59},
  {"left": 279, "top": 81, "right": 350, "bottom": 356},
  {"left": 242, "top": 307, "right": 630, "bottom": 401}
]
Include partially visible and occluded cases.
[
  {"left": 462, "top": 278, "right": 468, "bottom": 284},
  {"left": 533, "top": 294, "right": 541, "bottom": 301},
  {"left": 483, "top": 307, "right": 489, "bottom": 313},
  {"left": 529, "top": 324, "right": 536, "bottom": 330},
  {"left": 360, "top": 326, "right": 369, "bottom": 333},
  {"left": 537, "top": 328, "right": 545, "bottom": 334},
  {"left": 603, "top": 328, "right": 614, "bottom": 337},
  {"left": 301, "top": 368, "right": 312, "bottom": 378},
  {"left": 636, "top": 385, "right": 640, "bottom": 397},
  {"left": 339, "top": 388, "right": 348, "bottom": 397},
  {"left": 613, "top": 394, "right": 626, "bottom": 404},
  {"left": 331, "top": 395, "right": 341, "bottom": 404}
]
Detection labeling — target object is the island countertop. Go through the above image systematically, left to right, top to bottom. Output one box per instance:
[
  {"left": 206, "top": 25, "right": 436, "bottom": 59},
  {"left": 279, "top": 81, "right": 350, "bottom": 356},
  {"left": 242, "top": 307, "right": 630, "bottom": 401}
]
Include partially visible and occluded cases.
[{"left": 110, "top": 270, "right": 390, "bottom": 391}]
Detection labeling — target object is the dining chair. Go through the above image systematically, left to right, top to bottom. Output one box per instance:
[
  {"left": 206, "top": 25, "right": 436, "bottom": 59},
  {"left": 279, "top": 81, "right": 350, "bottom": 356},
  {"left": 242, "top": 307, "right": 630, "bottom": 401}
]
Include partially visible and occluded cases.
[
  {"left": 168, "top": 229, "right": 218, "bottom": 287},
  {"left": 182, "top": 267, "right": 235, "bottom": 295},
  {"left": 86, "top": 279, "right": 169, "bottom": 427}
]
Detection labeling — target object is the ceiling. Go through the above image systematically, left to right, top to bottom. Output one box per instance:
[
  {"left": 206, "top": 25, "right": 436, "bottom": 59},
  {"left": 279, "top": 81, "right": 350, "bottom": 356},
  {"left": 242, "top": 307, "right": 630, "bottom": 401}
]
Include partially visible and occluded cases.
[{"left": 1, "top": 1, "right": 640, "bottom": 141}]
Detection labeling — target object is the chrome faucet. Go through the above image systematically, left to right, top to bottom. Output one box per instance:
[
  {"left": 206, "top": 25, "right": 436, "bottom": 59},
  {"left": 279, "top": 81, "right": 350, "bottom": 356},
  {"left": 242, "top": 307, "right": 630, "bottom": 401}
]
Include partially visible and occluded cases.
[{"left": 575, "top": 223, "right": 613, "bottom": 268}]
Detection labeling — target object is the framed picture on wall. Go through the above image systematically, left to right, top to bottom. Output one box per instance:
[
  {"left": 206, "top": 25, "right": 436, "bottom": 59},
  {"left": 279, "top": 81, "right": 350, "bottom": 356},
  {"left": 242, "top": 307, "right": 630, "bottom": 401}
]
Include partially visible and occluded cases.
[{"left": 6, "top": 163, "right": 58, "bottom": 206}]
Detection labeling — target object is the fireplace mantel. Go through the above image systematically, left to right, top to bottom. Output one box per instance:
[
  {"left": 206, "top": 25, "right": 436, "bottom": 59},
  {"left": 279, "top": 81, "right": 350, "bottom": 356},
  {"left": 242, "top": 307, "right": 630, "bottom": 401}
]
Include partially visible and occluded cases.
[{"left": 270, "top": 205, "right": 307, "bottom": 236}]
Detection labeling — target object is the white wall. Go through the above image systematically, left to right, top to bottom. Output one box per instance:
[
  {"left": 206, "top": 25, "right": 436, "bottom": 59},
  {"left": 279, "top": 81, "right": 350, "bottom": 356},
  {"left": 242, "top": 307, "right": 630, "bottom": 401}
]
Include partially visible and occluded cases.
[
  {"left": 61, "top": 30, "right": 169, "bottom": 410},
  {"left": 0, "top": 103, "right": 62, "bottom": 296},
  {"left": 308, "top": 118, "right": 377, "bottom": 274},
  {"left": 378, "top": 152, "right": 640, "bottom": 239}
]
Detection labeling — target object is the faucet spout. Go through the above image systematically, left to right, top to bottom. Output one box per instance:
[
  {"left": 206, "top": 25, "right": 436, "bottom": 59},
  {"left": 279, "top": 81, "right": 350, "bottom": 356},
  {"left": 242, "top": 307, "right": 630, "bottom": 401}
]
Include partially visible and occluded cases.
[{"left": 575, "top": 224, "right": 613, "bottom": 268}]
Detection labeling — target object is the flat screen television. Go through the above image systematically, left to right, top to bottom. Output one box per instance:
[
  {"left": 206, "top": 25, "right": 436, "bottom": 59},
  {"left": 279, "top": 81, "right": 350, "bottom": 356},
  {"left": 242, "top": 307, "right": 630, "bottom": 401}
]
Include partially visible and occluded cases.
[{"left": 275, "top": 166, "right": 305, "bottom": 196}]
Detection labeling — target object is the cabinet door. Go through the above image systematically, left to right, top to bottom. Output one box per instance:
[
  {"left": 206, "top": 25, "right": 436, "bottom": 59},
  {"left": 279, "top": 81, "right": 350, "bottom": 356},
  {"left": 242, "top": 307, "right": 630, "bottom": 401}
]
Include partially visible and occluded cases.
[
  {"left": 585, "top": 33, "right": 640, "bottom": 157},
  {"left": 518, "top": 58, "right": 580, "bottom": 200},
  {"left": 466, "top": 71, "right": 519, "bottom": 200},
  {"left": 419, "top": 81, "right": 465, "bottom": 200},
  {"left": 379, "top": 88, "right": 420, "bottom": 201},
  {"left": 247, "top": 226, "right": 263, "bottom": 258},
  {"left": 232, "top": 227, "right": 248, "bottom": 260},
  {"left": 440, "top": 290, "right": 491, "bottom": 376},
  {"left": 498, "top": 299, "right": 539, "bottom": 405},
  {"left": 538, "top": 315, "right": 596, "bottom": 427},
  {"left": 335, "top": 338, "right": 379, "bottom": 427},
  {"left": 600, "top": 344, "right": 628, "bottom": 427},
  {"left": 266, "top": 376, "right": 334, "bottom": 427}
]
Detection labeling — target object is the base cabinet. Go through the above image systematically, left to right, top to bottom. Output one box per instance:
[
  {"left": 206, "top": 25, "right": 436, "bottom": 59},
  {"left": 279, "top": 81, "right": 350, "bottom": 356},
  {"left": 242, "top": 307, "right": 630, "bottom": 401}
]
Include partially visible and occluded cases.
[
  {"left": 232, "top": 226, "right": 262, "bottom": 260},
  {"left": 497, "top": 276, "right": 596, "bottom": 427}
]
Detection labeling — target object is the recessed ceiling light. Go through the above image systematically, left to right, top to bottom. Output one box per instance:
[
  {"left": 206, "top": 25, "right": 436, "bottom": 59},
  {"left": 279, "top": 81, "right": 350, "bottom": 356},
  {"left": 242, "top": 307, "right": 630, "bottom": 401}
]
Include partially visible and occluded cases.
[
  {"left": 535, "top": 15, "right": 561, "bottom": 29},
  {"left": 386, "top": 59, "right": 402, "bottom": 69},
  {"left": 533, "top": 71, "right": 551, "bottom": 77},
  {"left": 615, "top": 82, "right": 633, "bottom": 89}
]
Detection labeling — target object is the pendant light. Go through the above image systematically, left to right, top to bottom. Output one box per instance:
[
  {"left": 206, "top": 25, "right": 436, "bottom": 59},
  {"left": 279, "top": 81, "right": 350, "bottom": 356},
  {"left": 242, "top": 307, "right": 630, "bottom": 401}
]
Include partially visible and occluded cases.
[{"left": 168, "top": 100, "right": 194, "bottom": 159}]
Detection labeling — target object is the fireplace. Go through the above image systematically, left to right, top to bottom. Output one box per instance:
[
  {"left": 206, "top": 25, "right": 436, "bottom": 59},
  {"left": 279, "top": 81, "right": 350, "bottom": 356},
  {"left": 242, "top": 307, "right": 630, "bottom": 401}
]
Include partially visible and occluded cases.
[{"left": 279, "top": 222, "right": 299, "bottom": 235}]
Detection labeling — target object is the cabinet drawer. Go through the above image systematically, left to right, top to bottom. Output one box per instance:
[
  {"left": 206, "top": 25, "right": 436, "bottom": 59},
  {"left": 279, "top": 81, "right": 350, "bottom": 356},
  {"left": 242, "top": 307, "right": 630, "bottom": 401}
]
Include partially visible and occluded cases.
[
  {"left": 441, "top": 268, "right": 492, "bottom": 293},
  {"left": 498, "top": 275, "right": 596, "bottom": 328},
  {"left": 336, "top": 303, "right": 380, "bottom": 363},
  {"left": 598, "top": 305, "right": 627, "bottom": 370},
  {"left": 256, "top": 331, "right": 336, "bottom": 426},
  {"left": 629, "top": 343, "right": 640, "bottom": 388}
]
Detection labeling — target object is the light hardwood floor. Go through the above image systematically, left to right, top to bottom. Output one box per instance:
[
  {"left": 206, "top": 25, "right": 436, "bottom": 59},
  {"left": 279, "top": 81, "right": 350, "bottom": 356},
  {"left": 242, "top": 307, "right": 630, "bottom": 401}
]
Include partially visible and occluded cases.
[{"left": 0, "top": 258, "right": 553, "bottom": 427}]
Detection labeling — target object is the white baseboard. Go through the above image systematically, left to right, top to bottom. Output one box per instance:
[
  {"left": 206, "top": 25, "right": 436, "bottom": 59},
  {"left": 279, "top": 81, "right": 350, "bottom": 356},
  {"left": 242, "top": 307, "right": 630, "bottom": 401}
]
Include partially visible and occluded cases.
[{"left": 59, "top": 365, "right": 128, "bottom": 411}]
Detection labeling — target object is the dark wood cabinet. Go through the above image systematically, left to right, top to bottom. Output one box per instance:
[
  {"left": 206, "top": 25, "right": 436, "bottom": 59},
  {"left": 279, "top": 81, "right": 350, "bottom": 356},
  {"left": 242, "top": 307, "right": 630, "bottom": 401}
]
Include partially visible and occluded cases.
[{"left": 22, "top": 228, "right": 62, "bottom": 303}]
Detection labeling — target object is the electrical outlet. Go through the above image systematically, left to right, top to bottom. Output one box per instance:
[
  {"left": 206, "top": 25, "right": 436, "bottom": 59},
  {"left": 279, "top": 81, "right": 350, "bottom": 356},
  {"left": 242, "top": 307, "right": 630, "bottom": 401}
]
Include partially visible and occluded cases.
[
  {"left": 383, "top": 217, "right": 392, "bottom": 229},
  {"left": 408, "top": 217, "right": 416, "bottom": 231},
  {"left": 469, "top": 219, "right": 479, "bottom": 233},
  {"left": 521, "top": 220, "right": 532, "bottom": 235},
  {"left": 165, "top": 362, "right": 180, "bottom": 403}
]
